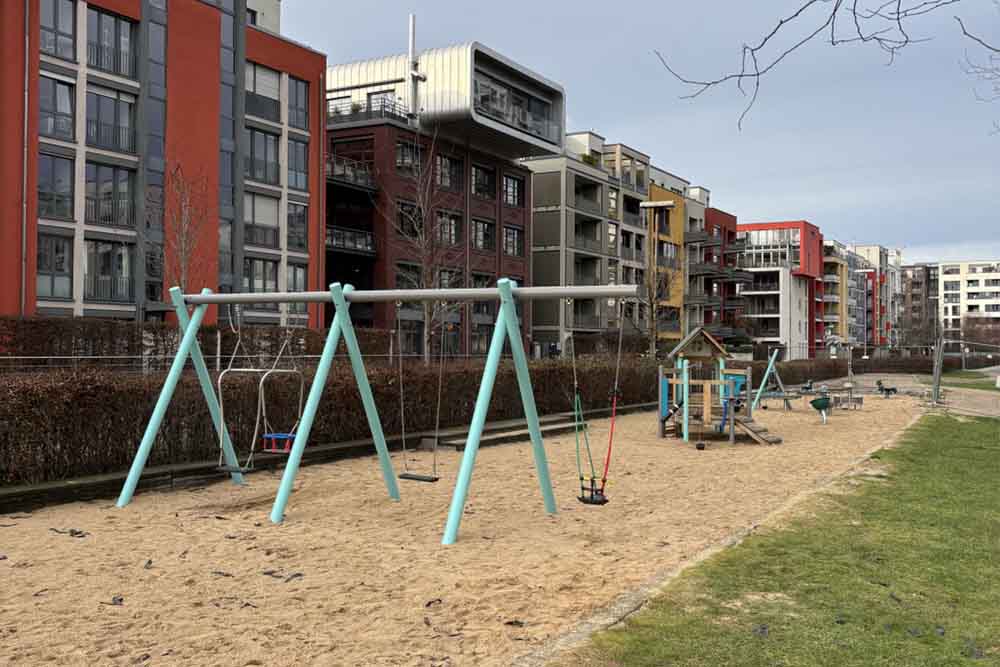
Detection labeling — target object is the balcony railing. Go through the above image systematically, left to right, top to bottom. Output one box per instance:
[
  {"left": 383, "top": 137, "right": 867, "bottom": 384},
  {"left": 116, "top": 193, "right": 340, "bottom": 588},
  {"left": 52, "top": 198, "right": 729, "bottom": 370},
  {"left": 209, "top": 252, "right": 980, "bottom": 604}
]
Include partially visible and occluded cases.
[
  {"left": 87, "top": 42, "right": 136, "bottom": 79},
  {"left": 246, "top": 91, "right": 281, "bottom": 123},
  {"left": 327, "top": 98, "right": 412, "bottom": 126},
  {"left": 473, "top": 98, "right": 562, "bottom": 143},
  {"left": 40, "top": 112, "right": 74, "bottom": 141},
  {"left": 86, "top": 120, "right": 136, "bottom": 154},
  {"left": 326, "top": 155, "right": 377, "bottom": 190},
  {"left": 573, "top": 195, "right": 603, "bottom": 216},
  {"left": 85, "top": 196, "right": 135, "bottom": 228},
  {"left": 622, "top": 211, "right": 642, "bottom": 228},
  {"left": 245, "top": 224, "right": 279, "bottom": 248},
  {"left": 327, "top": 226, "right": 376, "bottom": 255},
  {"left": 685, "top": 229, "right": 709, "bottom": 243},
  {"left": 573, "top": 234, "right": 603, "bottom": 254},
  {"left": 724, "top": 238, "right": 747, "bottom": 253},
  {"left": 620, "top": 246, "right": 637, "bottom": 261},
  {"left": 689, "top": 261, "right": 722, "bottom": 276},
  {"left": 717, "top": 266, "right": 754, "bottom": 282},
  {"left": 573, "top": 272, "right": 601, "bottom": 286},
  {"left": 824, "top": 273, "right": 840, "bottom": 282},
  {"left": 84, "top": 274, "right": 134, "bottom": 302},
  {"left": 743, "top": 282, "right": 780, "bottom": 293},
  {"left": 823, "top": 293, "right": 840, "bottom": 303},
  {"left": 743, "top": 305, "right": 780, "bottom": 316},
  {"left": 567, "top": 309, "right": 601, "bottom": 329},
  {"left": 824, "top": 313, "right": 840, "bottom": 322},
  {"left": 749, "top": 328, "right": 781, "bottom": 338}
]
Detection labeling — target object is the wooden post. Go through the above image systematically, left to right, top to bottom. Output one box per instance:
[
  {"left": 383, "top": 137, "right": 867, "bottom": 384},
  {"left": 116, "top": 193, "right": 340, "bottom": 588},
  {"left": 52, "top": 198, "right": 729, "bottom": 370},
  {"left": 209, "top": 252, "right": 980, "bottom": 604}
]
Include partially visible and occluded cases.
[{"left": 703, "top": 380, "right": 712, "bottom": 426}]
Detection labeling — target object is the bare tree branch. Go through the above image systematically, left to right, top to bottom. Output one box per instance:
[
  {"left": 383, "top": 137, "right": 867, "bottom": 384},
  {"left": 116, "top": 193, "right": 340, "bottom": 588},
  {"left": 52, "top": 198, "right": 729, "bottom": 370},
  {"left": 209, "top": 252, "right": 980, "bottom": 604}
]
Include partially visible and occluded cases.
[{"left": 160, "top": 161, "right": 210, "bottom": 294}]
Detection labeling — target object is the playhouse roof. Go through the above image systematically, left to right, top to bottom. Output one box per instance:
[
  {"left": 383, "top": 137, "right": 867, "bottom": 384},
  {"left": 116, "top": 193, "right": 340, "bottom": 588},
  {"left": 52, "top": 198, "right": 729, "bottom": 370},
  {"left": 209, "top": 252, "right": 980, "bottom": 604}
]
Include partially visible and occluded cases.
[{"left": 666, "top": 327, "right": 731, "bottom": 360}]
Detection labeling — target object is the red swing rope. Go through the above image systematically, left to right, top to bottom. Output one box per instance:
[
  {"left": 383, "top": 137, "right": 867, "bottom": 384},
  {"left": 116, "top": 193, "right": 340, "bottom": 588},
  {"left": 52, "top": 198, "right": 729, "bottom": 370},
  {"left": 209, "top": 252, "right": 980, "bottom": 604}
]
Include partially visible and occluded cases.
[{"left": 599, "top": 299, "right": 627, "bottom": 493}]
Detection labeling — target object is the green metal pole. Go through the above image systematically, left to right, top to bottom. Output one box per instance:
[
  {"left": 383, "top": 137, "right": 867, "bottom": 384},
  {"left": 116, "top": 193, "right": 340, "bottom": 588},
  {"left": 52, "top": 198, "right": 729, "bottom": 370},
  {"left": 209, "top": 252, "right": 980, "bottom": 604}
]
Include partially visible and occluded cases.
[
  {"left": 499, "top": 279, "right": 557, "bottom": 515},
  {"left": 330, "top": 283, "right": 400, "bottom": 502},
  {"left": 270, "top": 285, "right": 344, "bottom": 524},
  {"left": 171, "top": 288, "right": 243, "bottom": 485},
  {"left": 442, "top": 293, "right": 511, "bottom": 545},
  {"left": 117, "top": 294, "right": 209, "bottom": 507},
  {"left": 753, "top": 348, "right": 779, "bottom": 411}
]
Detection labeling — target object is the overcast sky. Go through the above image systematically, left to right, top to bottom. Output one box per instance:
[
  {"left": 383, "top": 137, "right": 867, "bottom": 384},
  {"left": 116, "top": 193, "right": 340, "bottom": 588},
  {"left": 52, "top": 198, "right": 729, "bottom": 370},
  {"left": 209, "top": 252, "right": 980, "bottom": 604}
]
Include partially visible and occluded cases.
[{"left": 283, "top": 1, "right": 999, "bottom": 264}]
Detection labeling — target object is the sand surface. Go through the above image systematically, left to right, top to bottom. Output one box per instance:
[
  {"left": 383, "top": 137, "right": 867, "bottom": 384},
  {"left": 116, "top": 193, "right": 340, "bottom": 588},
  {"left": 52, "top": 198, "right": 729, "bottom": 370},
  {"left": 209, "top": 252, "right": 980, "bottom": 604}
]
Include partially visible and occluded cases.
[{"left": 0, "top": 396, "right": 922, "bottom": 666}]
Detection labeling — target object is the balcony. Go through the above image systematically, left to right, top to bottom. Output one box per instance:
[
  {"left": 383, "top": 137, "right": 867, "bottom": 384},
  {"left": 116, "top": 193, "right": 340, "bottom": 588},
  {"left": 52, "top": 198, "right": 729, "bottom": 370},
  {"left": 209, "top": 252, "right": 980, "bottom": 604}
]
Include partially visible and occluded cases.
[
  {"left": 87, "top": 42, "right": 136, "bottom": 79},
  {"left": 246, "top": 92, "right": 281, "bottom": 123},
  {"left": 473, "top": 96, "right": 561, "bottom": 144},
  {"left": 327, "top": 98, "right": 411, "bottom": 126},
  {"left": 40, "top": 111, "right": 74, "bottom": 142},
  {"left": 86, "top": 121, "right": 136, "bottom": 154},
  {"left": 326, "top": 155, "right": 377, "bottom": 191},
  {"left": 573, "top": 195, "right": 603, "bottom": 216},
  {"left": 85, "top": 196, "right": 135, "bottom": 228},
  {"left": 622, "top": 210, "right": 642, "bottom": 228},
  {"left": 327, "top": 226, "right": 376, "bottom": 256},
  {"left": 685, "top": 229, "right": 709, "bottom": 243},
  {"left": 573, "top": 234, "right": 603, "bottom": 254},
  {"left": 723, "top": 238, "right": 747, "bottom": 253},
  {"left": 620, "top": 246, "right": 637, "bottom": 261},
  {"left": 689, "top": 261, "right": 722, "bottom": 276},
  {"left": 717, "top": 266, "right": 753, "bottom": 283},
  {"left": 573, "top": 272, "right": 601, "bottom": 286},
  {"left": 823, "top": 273, "right": 841, "bottom": 283},
  {"left": 84, "top": 274, "right": 134, "bottom": 303},
  {"left": 742, "top": 282, "right": 780, "bottom": 294},
  {"left": 685, "top": 290, "right": 721, "bottom": 307},
  {"left": 823, "top": 293, "right": 840, "bottom": 303},
  {"left": 743, "top": 305, "right": 780, "bottom": 317},
  {"left": 567, "top": 309, "right": 601, "bottom": 330},
  {"left": 824, "top": 313, "right": 840, "bottom": 322},
  {"left": 705, "top": 323, "right": 735, "bottom": 339},
  {"left": 749, "top": 327, "right": 781, "bottom": 338}
]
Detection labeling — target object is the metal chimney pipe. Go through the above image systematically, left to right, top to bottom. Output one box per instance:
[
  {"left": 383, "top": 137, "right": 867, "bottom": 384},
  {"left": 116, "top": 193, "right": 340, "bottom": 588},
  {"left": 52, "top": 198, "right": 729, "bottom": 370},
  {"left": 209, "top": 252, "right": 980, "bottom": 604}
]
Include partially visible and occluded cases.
[{"left": 408, "top": 13, "right": 417, "bottom": 121}]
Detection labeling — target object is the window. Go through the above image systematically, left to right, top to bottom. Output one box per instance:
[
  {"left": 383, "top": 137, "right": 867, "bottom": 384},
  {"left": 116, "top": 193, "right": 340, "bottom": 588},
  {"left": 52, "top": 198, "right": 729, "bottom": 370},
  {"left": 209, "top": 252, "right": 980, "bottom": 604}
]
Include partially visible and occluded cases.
[
  {"left": 41, "top": 0, "right": 75, "bottom": 61},
  {"left": 86, "top": 7, "right": 135, "bottom": 77},
  {"left": 246, "top": 8, "right": 258, "bottom": 25},
  {"left": 245, "top": 62, "right": 280, "bottom": 121},
  {"left": 472, "top": 71, "right": 556, "bottom": 142},
  {"left": 39, "top": 77, "right": 74, "bottom": 141},
  {"left": 289, "top": 77, "right": 309, "bottom": 129},
  {"left": 86, "top": 87, "right": 135, "bottom": 153},
  {"left": 244, "top": 127, "right": 280, "bottom": 184},
  {"left": 288, "top": 139, "right": 308, "bottom": 191},
  {"left": 396, "top": 140, "right": 419, "bottom": 175},
  {"left": 38, "top": 153, "right": 74, "bottom": 219},
  {"left": 435, "top": 154, "right": 462, "bottom": 191},
  {"left": 85, "top": 162, "right": 135, "bottom": 227},
  {"left": 472, "top": 165, "right": 496, "bottom": 199},
  {"left": 502, "top": 175, "right": 524, "bottom": 207},
  {"left": 608, "top": 188, "right": 619, "bottom": 217},
  {"left": 244, "top": 193, "right": 279, "bottom": 247},
  {"left": 396, "top": 201, "right": 421, "bottom": 237},
  {"left": 287, "top": 203, "right": 308, "bottom": 251},
  {"left": 436, "top": 210, "right": 461, "bottom": 246},
  {"left": 472, "top": 219, "right": 496, "bottom": 251},
  {"left": 607, "top": 222, "right": 618, "bottom": 250},
  {"left": 503, "top": 226, "right": 524, "bottom": 256},
  {"left": 37, "top": 234, "right": 73, "bottom": 299},
  {"left": 84, "top": 240, "right": 134, "bottom": 302},
  {"left": 242, "top": 257, "right": 279, "bottom": 309},
  {"left": 287, "top": 264, "right": 307, "bottom": 314},
  {"left": 439, "top": 268, "right": 463, "bottom": 289},
  {"left": 472, "top": 273, "right": 494, "bottom": 316},
  {"left": 967, "top": 280, "right": 980, "bottom": 288},
  {"left": 944, "top": 281, "right": 960, "bottom": 292},
  {"left": 471, "top": 324, "right": 492, "bottom": 354}
]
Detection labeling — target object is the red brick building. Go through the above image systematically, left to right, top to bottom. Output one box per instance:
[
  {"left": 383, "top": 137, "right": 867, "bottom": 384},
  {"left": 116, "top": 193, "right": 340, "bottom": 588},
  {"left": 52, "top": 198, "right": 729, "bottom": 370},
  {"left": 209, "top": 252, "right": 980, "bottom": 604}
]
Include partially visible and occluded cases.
[{"left": 0, "top": 0, "right": 326, "bottom": 326}]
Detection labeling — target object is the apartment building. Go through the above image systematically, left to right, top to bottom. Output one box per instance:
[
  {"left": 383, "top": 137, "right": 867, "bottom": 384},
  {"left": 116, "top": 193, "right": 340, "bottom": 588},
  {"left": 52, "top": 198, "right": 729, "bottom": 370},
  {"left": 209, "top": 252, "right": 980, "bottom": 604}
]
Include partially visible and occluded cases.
[
  {"left": 0, "top": 0, "right": 326, "bottom": 326},
  {"left": 326, "top": 42, "right": 564, "bottom": 354},
  {"left": 522, "top": 132, "right": 647, "bottom": 353},
  {"left": 645, "top": 167, "right": 686, "bottom": 347},
  {"left": 737, "top": 220, "right": 824, "bottom": 360},
  {"left": 822, "top": 240, "right": 850, "bottom": 343},
  {"left": 852, "top": 245, "right": 904, "bottom": 347},
  {"left": 938, "top": 260, "right": 1000, "bottom": 346},
  {"left": 900, "top": 263, "right": 939, "bottom": 346}
]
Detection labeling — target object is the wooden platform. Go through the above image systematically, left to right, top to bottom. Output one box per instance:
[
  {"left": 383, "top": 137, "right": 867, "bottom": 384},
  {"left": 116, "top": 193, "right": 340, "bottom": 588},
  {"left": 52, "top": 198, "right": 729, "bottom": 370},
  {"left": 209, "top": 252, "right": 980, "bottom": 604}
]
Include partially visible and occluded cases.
[{"left": 734, "top": 416, "right": 783, "bottom": 445}]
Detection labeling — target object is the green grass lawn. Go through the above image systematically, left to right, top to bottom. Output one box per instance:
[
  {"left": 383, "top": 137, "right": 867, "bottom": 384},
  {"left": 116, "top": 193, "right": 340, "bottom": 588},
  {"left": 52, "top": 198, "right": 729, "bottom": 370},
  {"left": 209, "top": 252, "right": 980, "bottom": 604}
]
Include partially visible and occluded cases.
[
  {"left": 943, "top": 370, "right": 992, "bottom": 380},
  {"left": 568, "top": 415, "right": 1000, "bottom": 667}
]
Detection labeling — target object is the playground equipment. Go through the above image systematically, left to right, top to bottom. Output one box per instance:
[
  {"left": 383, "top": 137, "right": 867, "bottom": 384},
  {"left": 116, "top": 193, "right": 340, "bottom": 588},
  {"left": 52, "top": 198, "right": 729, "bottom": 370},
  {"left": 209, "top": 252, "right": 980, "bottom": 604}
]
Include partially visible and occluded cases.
[
  {"left": 115, "top": 280, "right": 638, "bottom": 546},
  {"left": 566, "top": 298, "right": 626, "bottom": 506},
  {"left": 658, "top": 328, "right": 781, "bottom": 445},
  {"left": 752, "top": 349, "right": 801, "bottom": 411},
  {"left": 876, "top": 380, "right": 899, "bottom": 398},
  {"left": 810, "top": 391, "right": 832, "bottom": 424}
]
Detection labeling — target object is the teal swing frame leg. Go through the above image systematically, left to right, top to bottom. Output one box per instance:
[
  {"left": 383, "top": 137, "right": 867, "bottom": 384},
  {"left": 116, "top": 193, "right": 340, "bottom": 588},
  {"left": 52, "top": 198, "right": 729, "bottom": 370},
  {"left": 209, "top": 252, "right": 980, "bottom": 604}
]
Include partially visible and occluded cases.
[
  {"left": 442, "top": 279, "right": 556, "bottom": 545},
  {"left": 270, "top": 283, "right": 399, "bottom": 523},
  {"left": 117, "top": 287, "right": 243, "bottom": 508}
]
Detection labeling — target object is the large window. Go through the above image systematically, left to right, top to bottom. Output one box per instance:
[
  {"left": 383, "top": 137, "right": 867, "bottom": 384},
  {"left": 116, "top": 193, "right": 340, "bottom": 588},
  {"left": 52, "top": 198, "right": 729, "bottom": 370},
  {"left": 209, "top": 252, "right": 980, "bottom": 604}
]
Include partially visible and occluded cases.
[
  {"left": 41, "top": 0, "right": 75, "bottom": 61},
  {"left": 86, "top": 7, "right": 135, "bottom": 78},
  {"left": 245, "top": 62, "right": 280, "bottom": 122},
  {"left": 473, "top": 71, "right": 557, "bottom": 142},
  {"left": 39, "top": 76, "right": 74, "bottom": 141},
  {"left": 289, "top": 77, "right": 309, "bottom": 130},
  {"left": 86, "top": 87, "right": 135, "bottom": 153},
  {"left": 244, "top": 127, "right": 280, "bottom": 184},
  {"left": 288, "top": 139, "right": 308, "bottom": 191},
  {"left": 396, "top": 140, "right": 419, "bottom": 175},
  {"left": 38, "top": 153, "right": 74, "bottom": 220},
  {"left": 435, "top": 154, "right": 463, "bottom": 191},
  {"left": 85, "top": 162, "right": 135, "bottom": 227},
  {"left": 472, "top": 165, "right": 496, "bottom": 199},
  {"left": 502, "top": 175, "right": 524, "bottom": 207},
  {"left": 244, "top": 193, "right": 279, "bottom": 247},
  {"left": 287, "top": 203, "right": 308, "bottom": 251},
  {"left": 436, "top": 211, "right": 462, "bottom": 246},
  {"left": 472, "top": 219, "right": 496, "bottom": 251},
  {"left": 503, "top": 226, "right": 524, "bottom": 256},
  {"left": 37, "top": 234, "right": 73, "bottom": 299},
  {"left": 84, "top": 240, "right": 134, "bottom": 302},
  {"left": 242, "top": 257, "right": 279, "bottom": 309},
  {"left": 288, "top": 263, "right": 307, "bottom": 314},
  {"left": 472, "top": 273, "right": 494, "bottom": 316}
]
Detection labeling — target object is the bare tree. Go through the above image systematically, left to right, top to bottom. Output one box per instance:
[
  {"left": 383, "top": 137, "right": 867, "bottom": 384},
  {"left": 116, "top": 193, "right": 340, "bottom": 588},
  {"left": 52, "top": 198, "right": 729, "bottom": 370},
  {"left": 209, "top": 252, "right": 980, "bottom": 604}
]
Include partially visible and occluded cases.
[
  {"left": 655, "top": 0, "right": 998, "bottom": 128},
  {"left": 958, "top": 8, "right": 1000, "bottom": 132},
  {"left": 373, "top": 128, "right": 466, "bottom": 364},
  {"left": 160, "top": 161, "right": 211, "bottom": 293},
  {"left": 636, "top": 237, "right": 681, "bottom": 357}
]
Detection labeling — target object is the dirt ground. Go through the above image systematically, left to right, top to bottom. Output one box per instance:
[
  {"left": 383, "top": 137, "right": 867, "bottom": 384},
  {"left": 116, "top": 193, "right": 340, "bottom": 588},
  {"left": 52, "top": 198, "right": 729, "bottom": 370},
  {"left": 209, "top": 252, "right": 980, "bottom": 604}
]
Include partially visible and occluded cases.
[{"left": 0, "top": 395, "right": 922, "bottom": 666}]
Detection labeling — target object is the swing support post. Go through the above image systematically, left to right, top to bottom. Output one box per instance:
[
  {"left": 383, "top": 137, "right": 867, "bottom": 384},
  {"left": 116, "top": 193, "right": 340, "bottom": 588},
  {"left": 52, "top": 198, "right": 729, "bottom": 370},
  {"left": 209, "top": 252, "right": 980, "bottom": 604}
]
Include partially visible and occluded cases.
[{"left": 442, "top": 279, "right": 556, "bottom": 545}]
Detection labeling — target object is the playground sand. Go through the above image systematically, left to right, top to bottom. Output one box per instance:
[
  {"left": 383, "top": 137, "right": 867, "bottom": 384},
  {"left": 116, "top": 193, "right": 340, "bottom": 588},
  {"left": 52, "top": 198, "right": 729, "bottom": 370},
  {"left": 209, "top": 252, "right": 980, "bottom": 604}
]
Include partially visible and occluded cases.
[{"left": 0, "top": 396, "right": 921, "bottom": 666}]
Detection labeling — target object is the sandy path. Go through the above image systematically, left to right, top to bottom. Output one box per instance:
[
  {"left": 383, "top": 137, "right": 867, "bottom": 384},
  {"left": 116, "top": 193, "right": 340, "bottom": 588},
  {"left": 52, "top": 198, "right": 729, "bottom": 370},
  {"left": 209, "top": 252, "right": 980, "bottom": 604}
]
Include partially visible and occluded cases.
[{"left": 0, "top": 396, "right": 921, "bottom": 666}]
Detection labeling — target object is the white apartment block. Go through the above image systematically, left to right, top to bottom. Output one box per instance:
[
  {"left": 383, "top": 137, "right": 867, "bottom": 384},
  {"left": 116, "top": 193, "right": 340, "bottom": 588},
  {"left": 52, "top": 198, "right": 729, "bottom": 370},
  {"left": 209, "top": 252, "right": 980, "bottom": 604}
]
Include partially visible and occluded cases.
[
  {"left": 246, "top": 0, "right": 281, "bottom": 32},
  {"left": 938, "top": 260, "right": 1000, "bottom": 342}
]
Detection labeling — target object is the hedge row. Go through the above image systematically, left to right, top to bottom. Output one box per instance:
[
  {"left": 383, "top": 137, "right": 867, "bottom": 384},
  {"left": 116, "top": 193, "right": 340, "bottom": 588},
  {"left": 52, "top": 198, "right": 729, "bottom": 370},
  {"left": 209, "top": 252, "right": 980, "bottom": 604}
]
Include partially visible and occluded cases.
[{"left": 0, "top": 354, "right": 973, "bottom": 487}]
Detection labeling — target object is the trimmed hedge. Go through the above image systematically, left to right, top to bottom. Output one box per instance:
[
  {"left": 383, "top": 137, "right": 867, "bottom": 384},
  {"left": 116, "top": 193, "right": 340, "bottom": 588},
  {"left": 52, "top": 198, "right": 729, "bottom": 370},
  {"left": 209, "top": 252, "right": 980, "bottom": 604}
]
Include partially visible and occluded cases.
[{"left": 0, "top": 353, "right": 977, "bottom": 487}]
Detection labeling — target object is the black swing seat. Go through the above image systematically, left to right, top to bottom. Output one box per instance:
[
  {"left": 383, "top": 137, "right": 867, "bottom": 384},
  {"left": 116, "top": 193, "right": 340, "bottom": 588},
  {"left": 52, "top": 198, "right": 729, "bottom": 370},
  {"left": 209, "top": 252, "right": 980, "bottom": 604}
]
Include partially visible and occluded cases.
[
  {"left": 398, "top": 472, "right": 440, "bottom": 483},
  {"left": 578, "top": 490, "right": 609, "bottom": 505}
]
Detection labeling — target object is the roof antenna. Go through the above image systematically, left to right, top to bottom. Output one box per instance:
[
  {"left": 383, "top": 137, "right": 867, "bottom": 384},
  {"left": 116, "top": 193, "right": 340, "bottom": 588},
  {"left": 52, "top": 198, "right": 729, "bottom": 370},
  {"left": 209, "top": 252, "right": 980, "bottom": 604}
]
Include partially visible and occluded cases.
[{"left": 408, "top": 13, "right": 426, "bottom": 124}]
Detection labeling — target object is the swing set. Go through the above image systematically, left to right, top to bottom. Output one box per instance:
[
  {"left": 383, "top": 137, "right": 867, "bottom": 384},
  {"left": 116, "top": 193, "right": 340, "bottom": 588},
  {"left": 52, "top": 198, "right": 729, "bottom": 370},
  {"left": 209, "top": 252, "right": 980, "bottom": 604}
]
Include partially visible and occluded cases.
[{"left": 115, "top": 280, "right": 638, "bottom": 545}]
